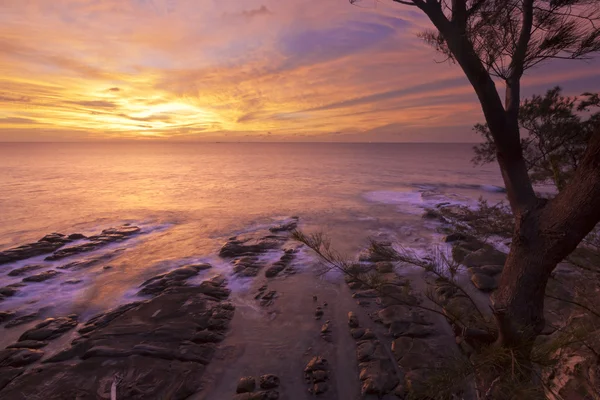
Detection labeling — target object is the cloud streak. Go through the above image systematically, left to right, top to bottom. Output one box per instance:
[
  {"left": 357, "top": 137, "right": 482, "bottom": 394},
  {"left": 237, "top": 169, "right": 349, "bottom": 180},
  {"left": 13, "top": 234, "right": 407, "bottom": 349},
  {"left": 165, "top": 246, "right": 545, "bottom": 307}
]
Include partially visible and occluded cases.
[{"left": 0, "top": 0, "right": 598, "bottom": 141}]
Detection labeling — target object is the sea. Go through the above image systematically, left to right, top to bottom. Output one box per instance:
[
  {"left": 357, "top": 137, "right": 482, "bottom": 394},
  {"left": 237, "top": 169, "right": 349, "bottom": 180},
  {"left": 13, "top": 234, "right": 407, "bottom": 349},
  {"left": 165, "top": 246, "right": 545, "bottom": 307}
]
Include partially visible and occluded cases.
[{"left": 0, "top": 142, "right": 507, "bottom": 340}]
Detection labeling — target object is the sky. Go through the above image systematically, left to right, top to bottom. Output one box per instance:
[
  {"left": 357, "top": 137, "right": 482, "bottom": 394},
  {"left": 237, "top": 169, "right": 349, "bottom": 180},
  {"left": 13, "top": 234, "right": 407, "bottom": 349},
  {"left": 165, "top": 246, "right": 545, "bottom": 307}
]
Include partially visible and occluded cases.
[{"left": 0, "top": 0, "right": 599, "bottom": 142}]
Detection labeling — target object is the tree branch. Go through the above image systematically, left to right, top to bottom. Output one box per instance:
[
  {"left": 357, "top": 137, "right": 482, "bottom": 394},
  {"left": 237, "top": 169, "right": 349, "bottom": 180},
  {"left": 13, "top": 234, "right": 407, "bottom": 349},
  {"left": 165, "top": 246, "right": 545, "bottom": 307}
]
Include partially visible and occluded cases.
[{"left": 510, "top": 0, "right": 534, "bottom": 80}]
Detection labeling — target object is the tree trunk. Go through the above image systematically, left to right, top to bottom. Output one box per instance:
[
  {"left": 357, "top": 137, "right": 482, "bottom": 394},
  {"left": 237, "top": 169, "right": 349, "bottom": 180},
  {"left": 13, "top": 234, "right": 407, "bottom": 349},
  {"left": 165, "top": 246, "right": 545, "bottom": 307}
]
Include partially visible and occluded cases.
[
  {"left": 482, "top": 130, "right": 600, "bottom": 395},
  {"left": 493, "top": 130, "right": 600, "bottom": 348}
]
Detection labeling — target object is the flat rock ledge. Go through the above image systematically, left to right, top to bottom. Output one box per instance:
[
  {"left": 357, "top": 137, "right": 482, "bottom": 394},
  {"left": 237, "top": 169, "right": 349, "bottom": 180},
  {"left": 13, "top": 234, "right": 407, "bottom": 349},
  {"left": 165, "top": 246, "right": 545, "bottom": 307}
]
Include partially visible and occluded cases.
[
  {"left": 0, "top": 225, "right": 141, "bottom": 266},
  {"left": 0, "top": 275, "right": 235, "bottom": 399}
]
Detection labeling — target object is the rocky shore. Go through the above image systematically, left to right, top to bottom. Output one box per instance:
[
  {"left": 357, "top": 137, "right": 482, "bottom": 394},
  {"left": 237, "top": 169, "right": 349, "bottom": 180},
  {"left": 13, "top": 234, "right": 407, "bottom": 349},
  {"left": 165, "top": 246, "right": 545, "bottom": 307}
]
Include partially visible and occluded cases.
[{"left": 0, "top": 217, "right": 598, "bottom": 399}]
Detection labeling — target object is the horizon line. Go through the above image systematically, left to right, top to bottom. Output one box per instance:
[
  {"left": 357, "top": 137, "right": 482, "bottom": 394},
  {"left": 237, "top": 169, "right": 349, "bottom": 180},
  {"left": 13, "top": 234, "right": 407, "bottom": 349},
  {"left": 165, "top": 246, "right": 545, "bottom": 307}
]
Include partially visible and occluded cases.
[{"left": 0, "top": 141, "right": 481, "bottom": 144}]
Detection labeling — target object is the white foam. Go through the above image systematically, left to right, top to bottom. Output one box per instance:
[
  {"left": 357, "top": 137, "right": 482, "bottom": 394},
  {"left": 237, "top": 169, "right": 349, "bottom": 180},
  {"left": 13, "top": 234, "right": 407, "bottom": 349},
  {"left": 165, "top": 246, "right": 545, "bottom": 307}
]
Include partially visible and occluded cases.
[
  {"left": 480, "top": 185, "right": 507, "bottom": 193},
  {"left": 363, "top": 190, "right": 471, "bottom": 215}
]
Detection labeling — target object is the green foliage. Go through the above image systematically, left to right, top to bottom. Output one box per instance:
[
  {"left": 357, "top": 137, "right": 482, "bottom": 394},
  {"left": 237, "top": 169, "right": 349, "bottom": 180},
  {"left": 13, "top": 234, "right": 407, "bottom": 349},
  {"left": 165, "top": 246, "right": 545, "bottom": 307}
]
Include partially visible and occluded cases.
[{"left": 473, "top": 87, "right": 600, "bottom": 191}]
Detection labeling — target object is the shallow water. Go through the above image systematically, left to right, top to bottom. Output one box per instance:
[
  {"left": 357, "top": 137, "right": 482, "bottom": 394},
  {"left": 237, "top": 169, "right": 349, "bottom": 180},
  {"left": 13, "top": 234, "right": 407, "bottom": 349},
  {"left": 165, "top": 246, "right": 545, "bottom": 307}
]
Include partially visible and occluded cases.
[{"left": 0, "top": 143, "right": 506, "bottom": 345}]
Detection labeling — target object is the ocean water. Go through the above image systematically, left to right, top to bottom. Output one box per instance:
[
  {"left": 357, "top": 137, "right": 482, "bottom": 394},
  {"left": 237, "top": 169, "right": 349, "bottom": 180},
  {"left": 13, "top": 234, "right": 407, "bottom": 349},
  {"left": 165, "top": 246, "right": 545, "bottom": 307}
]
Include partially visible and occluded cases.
[{"left": 0, "top": 142, "right": 506, "bottom": 327}]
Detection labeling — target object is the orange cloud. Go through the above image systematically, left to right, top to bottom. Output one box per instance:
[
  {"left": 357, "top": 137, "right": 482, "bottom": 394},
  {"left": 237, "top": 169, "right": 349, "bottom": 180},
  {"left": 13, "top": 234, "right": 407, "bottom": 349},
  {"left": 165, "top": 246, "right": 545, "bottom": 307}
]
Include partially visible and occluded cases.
[{"left": 0, "top": 0, "right": 598, "bottom": 142}]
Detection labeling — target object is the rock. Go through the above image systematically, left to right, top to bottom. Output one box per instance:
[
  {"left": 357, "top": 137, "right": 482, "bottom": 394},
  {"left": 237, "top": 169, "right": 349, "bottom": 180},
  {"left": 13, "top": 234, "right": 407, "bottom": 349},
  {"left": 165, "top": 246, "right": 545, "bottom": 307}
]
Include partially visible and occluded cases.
[
  {"left": 422, "top": 209, "right": 441, "bottom": 219},
  {"left": 269, "top": 218, "right": 298, "bottom": 233},
  {"left": 45, "top": 225, "right": 140, "bottom": 261},
  {"left": 67, "top": 233, "right": 87, "bottom": 240},
  {"left": 443, "top": 233, "right": 470, "bottom": 243},
  {"left": 0, "top": 235, "right": 71, "bottom": 265},
  {"left": 219, "top": 236, "right": 283, "bottom": 258},
  {"left": 451, "top": 238, "right": 491, "bottom": 264},
  {"left": 358, "top": 243, "right": 394, "bottom": 262},
  {"left": 451, "top": 245, "right": 470, "bottom": 264},
  {"left": 463, "top": 248, "right": 507, "bottom": 268},
  {"left": 57, "top": 251, "right": 121, "bottom": 271},
  {"left": 375, "top": 262, "right": 394, "bottom": 273},
  {"left": 7, "top": 264, "right": 45, "bottom": 277},
  {"left": 139, "top": 264, "right": 215, "bottom": 297},
  {"left": 265, "top": 264, "right": 285, "bottom": 278},
  {"left": 479, "top": 264, "right": 504, "bottom": 276},
  {"left": 22, "top": 270, "right": 61, "bottom": 282},
  {"left": 471, "top": 273, "right": 498, "bottom": 291},
  {"left": 0, "top": 278, "right": 235, "bottom": 398},
  {"left": 62, "top": 279, "right": 83, "bottom": 285},
  {"left": 348, "top": 281, "right": 364, "bottom": 290},
  {"left": 197, "top": 282, "right": 231, "bottom": 301},
  {"left": 377, "top": 283, "right": 420, "bottom": 307},
  {"left": 0, "top": 286, "right": 18, "bottom": 297},
  {"left": 352, "top": 289, "right": 379, "bottom": 299},
  {"left": 259, "top": 290, "right": 277, "bottom": 306},
  {"left": 378, "top": 306, "right": 431, "bottom": 327},
  {"left": 315, "top": 307, "right": 324, "bottom": 320},
  {"left": 0, "top": 311, "right": 16, "bottom": 324},
  {"left": 348, "top": 312, "right": 359, "bottom": 328},
  {"left": 4, "top": 313, "right": 39, "bottom": 328},
  {"left": 19, "top": 315, "right": 78, "bottom": 341},
  {"left": 390, "top": 322, "right": 436, "bottom": 338},
  {"left": 321, "top": 323, "right": 331, "bottom": 334},
  {"left": 351, "top": 328, "right": 366, "bottom": 340},
  {"left": 361, "top": 329, "right": 376, "bottom": 340},
  {"left": 192, "top": 330, "right": 225, "bottom": 343},
  {"left": 392, "top": 338, "right": 450, "bottom": 371},
  {"left": 7, "top": 340, "right": 49, "bottom": 349},
  {"left": 357, "top": 341, "right": 376, "bottom": 362},
  {"left": 0, "top": 348, "right": 44, "bottom": 367},
  {"left": 7, "top": 355, "right": 206, "bottom": 399},
  {"left": 304, "top": 356, "right": 328, "bottom": 373},
  {"left": 358, "top": 358, "right": 400, "bottom": 396},
  {"left": 0, "top": 367, "right": 24, "bottom": 391},
  {"left": 312, "top": 370, "right": 328, "bottom": 383},
  {"left": 404, "top": 370, "right": 428, "bottom": 397},
  {"left": 259, "top": 374, "right": 280, "bottom": 389},
  {"left": 237, "top": 376, "right": 256, "bottom": 393},
  {"left": 312, "top": 382, "right": 328, "bottom": 394},
  {"left": 393, "top": 383, "right": 407, "bottom": 398},
  {"left": 233, "top": 391, "right": 280, "bottom": 400}
]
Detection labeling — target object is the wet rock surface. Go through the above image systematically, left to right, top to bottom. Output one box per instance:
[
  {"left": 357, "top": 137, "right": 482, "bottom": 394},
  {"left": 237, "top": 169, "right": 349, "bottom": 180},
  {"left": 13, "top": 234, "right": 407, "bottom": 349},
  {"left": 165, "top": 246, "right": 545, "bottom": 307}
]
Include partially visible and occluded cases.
[
  {"left": 268, "top": 217, "right": 298, "bottom": 233},
  {"left": 45, "top": 225, "right": 141, "bottom": 261},
  {"left": 0, "top": 226, "right": 140, "bottom": 266},
  {"left": 0, "top": 234, "right": 73, "bottom": 266},
  {"left": 219, "top": 236, "right": 284, "bottom": 259},
  {"left": 264, "top": 249, "right": 295, "bottom": 278},
  {"left": 57, "top": 250, "right": 122, "bottom": 271},
  {"left": 138, "top": 263, "right": 212, "bottom": 296},
  {"left": 7, "top": 265, "right": 45, "bottom": 277},
  {"left": 22, "top": 270, "right": 61, "bottom": 283},
  {"left": 470, "top": 273, "right": 498, "bottom": 292},
  {"left": 0, "top": 275, "right": 235, "bottom": 399},
  {"left": 0, "top": 311, "right": 16, "bottom": 325},
  {"left": 4, "top": 313, "right": 40, "bottom": 329},
  {"left": 18, "top": 315, "right": 78, "bottom": 341},
  {"left": 6, "top": 341, "right": 48, "bottom": 350},
  {"left": 0, "top": 348, "right": 44, "bottom": 368},
  {"left": 304, "top": 356, "right": 330, "bottom": 395},
  {"left": 233, "top": 374, "right": 280, "bottom": 399},
  {"left": 237, "top": 376, "right": 256, "bottom": 393}
]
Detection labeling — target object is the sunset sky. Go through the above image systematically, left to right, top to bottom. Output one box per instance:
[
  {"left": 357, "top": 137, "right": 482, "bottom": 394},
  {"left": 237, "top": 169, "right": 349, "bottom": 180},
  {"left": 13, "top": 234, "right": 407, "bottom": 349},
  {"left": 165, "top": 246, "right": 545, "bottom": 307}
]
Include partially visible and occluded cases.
[{"left": 1, "top": 0, "right": 599, "bottom": 142}]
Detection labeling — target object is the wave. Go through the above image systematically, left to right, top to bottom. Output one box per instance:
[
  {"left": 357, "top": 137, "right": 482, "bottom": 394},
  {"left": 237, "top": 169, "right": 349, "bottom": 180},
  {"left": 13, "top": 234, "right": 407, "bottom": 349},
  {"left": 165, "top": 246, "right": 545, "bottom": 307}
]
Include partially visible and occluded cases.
[
  {"left": 409, "top": 182, "right": 506, "bottom": 193},
  {"left": 363, "top": 190, "right": 473, "bottom": 215}
]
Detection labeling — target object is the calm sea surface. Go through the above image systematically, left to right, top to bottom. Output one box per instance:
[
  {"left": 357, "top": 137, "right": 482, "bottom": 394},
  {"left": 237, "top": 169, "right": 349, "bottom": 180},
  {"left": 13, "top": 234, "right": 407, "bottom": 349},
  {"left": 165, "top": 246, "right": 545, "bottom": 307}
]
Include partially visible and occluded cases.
[{"left": 0, "top": 142, "right": 506, "bottom": 327}]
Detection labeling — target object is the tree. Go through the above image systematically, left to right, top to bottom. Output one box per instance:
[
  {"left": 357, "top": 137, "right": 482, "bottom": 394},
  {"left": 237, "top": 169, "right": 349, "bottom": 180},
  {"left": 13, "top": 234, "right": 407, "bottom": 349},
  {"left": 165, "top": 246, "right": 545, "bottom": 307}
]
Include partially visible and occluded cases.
[
  {"left": 350, "top": 0, "right": 600, "bottom": 394},
  {"left": 473, "top": 87, "right": 600, "bottom": 192}
]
